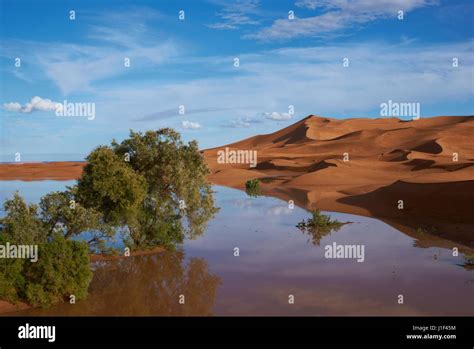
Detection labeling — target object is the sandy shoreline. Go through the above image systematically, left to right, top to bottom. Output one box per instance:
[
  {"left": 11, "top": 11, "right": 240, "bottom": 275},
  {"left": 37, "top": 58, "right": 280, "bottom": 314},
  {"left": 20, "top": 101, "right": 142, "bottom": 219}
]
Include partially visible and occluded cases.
[{"left": 1, "top": 115, "right": 473, "bottom": 249}]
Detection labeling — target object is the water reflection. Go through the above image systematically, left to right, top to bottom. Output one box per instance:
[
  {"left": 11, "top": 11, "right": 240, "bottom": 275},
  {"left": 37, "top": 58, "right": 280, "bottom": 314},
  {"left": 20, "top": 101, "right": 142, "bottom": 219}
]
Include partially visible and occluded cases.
[
  {"left": 2, "top": 182, "right": 474, "bottom": 316},
  {"left": 296, "top": 210, "right": 346, "bottom": 246},
  {"left": 11, "top": 251, "right": 220, "bottom": 316}
]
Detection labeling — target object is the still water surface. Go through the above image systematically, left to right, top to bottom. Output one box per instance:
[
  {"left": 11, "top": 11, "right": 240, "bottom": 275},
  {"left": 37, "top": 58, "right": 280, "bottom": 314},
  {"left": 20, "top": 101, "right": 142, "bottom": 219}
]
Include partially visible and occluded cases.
[{"left": 1, "top": 180, "right": 473, "bottom": 316}]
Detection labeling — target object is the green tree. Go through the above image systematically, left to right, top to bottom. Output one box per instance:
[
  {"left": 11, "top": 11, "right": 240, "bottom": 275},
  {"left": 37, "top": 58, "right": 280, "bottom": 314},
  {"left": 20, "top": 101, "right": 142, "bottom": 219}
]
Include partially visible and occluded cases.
[
  {"left": 107, "top": 129, "right": 217, "bottom": 248},
  {"left": 76, "top": 146, "right": 148, "bottom": 227},
  {"left": 39, "top": 188, "right": 114, "bottom": 252},
  {"left": 0, "top": 192, "right": 47, "bottom": 245},
  {"left": 0, "top": 194, "right": 92, "bottom": 307},
  {"left": 24, "top": 235, "right": 92, "bottom": 308}
]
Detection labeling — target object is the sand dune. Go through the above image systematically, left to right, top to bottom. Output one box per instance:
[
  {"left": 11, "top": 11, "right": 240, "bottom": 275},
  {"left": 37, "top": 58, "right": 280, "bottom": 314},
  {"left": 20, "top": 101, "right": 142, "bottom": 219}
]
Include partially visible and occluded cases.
[
  {"left": 1, "top": 115, "right": 473, "bottom": 248},
  {"left": 203, "top": 115, "right": 474, "bottom": 248},
  {"left": 0, "top": 161, "right": 86, "bottom": 181}
]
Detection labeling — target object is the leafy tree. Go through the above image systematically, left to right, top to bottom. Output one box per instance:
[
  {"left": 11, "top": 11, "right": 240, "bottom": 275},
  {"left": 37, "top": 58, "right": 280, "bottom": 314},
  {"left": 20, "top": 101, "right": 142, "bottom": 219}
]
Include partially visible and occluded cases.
[
  {"left": 0, "top": 128, "right": 218, "bottom": 308},
  {"left": 105, "top": 129, "right": 218, "bottom": 248},
  {"left": 77, "top": 146, "right": 148, "bottom": 227},
  {"left": 40, "top": 188, "right": 114, "bottom": 252},
  {"left": 0, "top": 192, "right": 47, "bottom": 245},
  {"left": 0, "top": 195, "right": 92, "bottom": 307},
  {"left": 24, "top": 235, "right": 92, "bottom": 308},
  {"left": 0, "top": 242, "right": 25, "bottom": 304}
]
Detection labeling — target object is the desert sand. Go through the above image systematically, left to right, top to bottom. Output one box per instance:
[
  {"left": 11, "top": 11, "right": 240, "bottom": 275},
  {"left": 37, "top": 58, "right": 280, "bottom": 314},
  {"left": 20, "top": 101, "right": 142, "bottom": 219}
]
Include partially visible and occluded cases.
[
  {"left": 1, "top": 115, "right": 473, "bottom": 248},
  {"left": 203, "top": 115, "right": 474, "bottom": 249},
  {"left": 0, "top": 161, "right": 85, "bottom": 181}
]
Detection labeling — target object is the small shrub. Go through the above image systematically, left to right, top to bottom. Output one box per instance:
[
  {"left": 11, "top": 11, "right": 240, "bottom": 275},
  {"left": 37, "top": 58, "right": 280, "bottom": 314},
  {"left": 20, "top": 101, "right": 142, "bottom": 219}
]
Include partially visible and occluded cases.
[
  {"left": 259, "top": 177, "right": 275, "bottom": 184},
  {"left": 245, "top": 179, "right": 260, "bottom": 197},
  {"left": 297, "top": 209, "right": 343, "bottom": 230},
  {"left": 296, "top": 210, "right": 345, "bottom": 246},
  {"left": 464, "top": 253, "right": 474, "bottom": 265}
]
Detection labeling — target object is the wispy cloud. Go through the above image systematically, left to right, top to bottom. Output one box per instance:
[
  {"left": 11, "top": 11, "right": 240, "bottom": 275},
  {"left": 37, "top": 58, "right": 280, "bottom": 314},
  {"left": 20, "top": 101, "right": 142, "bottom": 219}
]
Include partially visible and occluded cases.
[
  {"left": 208, "top": 0, "right": 261, "bottom": 30},
  {"left": 248, "top": 0, "right": 438, "bottom": 41},
  {"left": 3, "top": 8, "right": 177, "bottom": 95},
  {"left": 97, "top": 40, "right": 473, "bottom": 130},
  {"left": 11, "top": 69, "right": 33, "bottom": 83},
  {"left": 136, "top": 107, "right": 236, "bottom": 122},
  {"left": 263, "top": 111, "right": 293, "bottom": 121},
  {"left": 223, "top": 112, "right": 292, "bottom": 128},
  {"left": 223, "top": 116, "right": 261, "bottom": 128},
  {"left": 181, "top": 120, "right": 202, "bottom": 130}
]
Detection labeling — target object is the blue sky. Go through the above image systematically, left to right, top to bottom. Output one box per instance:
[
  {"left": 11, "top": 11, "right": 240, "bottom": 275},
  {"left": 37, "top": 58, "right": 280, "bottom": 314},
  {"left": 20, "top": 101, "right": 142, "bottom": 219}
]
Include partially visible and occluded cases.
[{"left": 1, "top": 0, "right": 473, "bottom": 161}]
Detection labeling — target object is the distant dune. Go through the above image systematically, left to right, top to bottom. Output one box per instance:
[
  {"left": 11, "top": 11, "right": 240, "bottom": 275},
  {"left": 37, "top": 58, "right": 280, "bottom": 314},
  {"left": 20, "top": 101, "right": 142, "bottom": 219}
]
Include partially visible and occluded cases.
[
  {"left": 1, "top": 115, "right": 473, "bottom": 248},
  {"left": 203, "top": 115, "right": 474, "bottom": 249},
  {"left": 0, "top": 161, "right": 85, "bottom": 181}
]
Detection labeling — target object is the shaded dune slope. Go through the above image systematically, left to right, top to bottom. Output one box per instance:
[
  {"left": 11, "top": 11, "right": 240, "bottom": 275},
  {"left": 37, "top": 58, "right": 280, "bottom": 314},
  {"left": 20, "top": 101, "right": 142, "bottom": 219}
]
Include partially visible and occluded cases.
[
  {"left": 204, "top": 115, "right": 474, "bottom": 248},
  {"left": 1, "top": 116, "right": 472, "bottom": 248}
]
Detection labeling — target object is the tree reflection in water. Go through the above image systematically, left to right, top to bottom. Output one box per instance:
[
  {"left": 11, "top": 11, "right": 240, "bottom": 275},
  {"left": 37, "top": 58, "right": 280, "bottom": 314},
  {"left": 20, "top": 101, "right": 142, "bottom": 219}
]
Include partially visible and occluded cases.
[{"left": 13, "top": 251, "right": 221, "bottom": 316}]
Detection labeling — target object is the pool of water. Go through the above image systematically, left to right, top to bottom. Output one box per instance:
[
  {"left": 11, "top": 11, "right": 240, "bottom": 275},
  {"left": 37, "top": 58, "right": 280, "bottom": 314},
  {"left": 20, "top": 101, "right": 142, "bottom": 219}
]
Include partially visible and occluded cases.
[{"left": 1, "top": 180, "right": 473, "bottom": 316}]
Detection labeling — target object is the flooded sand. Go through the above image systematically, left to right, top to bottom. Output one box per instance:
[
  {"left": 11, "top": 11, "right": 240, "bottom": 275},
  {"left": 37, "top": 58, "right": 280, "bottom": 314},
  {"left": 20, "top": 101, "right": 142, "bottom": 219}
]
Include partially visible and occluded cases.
[{"left": 1, "top": 181, "right": 473, "bottom": 316}]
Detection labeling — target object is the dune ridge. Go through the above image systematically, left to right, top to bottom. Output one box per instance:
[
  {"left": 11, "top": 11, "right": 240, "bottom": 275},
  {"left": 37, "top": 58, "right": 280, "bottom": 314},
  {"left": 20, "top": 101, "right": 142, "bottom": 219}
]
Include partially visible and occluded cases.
[
  {"left": 1, "top": 115, "right": 473, "bottom": 248},
  {"left": 204, "top": 115, "right": 474, "bottom": 248}
]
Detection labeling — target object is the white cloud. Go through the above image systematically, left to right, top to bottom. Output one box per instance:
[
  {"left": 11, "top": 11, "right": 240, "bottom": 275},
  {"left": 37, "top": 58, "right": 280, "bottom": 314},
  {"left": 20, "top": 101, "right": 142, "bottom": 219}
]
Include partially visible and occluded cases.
[
  {"left": 208, "top": 0, "right": 261, "bottom": 30},
  {"left": 249, "top": 0, "right": 438, "bottom": 41},
  {"left": 4, "top": 10, "right": 177, "bottom": 95},
  {"left": 96, "top": 40, "right": 473, "bottom": 132},
  {"left": 3, "top": 96, "right": 59, "bottom": 113},
  {"left": 3, "top": 102, "right": 22, "bottom": 112},
  {"left": 264, "top": 112, "right": 293, "bottom": 121},
  {"left": 224, "top": 116, "right": 263, "bottom": 128},
  {"left": 226, "top": 118, "right": 251, "bottom": 128},
  {"left": 181, "top": 120, "right": 202, "bottom": 130},
  {"left": 266, "top": 206, "right": 293, "bottom": 216}
]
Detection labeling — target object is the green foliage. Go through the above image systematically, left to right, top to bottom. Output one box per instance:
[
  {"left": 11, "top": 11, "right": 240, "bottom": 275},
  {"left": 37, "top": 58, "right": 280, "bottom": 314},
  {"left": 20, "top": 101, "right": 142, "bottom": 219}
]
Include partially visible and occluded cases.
[
  {"left": 0, "top": 128, "right": 218, "bottom": 308},
  {"left": 107, "top": 129, "right": 217, "bottom": 248},
  {"left": 77, "top": 146, "right": 148, "bottom": 226},
  {"left": 259, "top": 177, "right": 275, "bottom": 183},
  {"left": 245, "top": 179, "right": 260, "bottom": 197},
  {"left": 40, "top": 189, "right": 114, "bottom": 251},
  {"left": 0, "top": 192, "right": 47, "bottom": 245},
  {"left": 0, "top": 195, "right": 92, "bottom": 307},
  {"left": 0, "top": 195, "right": 46, "bottom": 305},
  {"left": 296, "top": 209, "right": 344, "bottom": 246},
  {"left": 415, "top": 227, "right": 427, "bottom": 235},
  {"left": 24, "top": 235, "right": 92, "bottom": 308},
  {"left": 0, "top": 250, "right": 25, "bottom": 304},
  {"left": 464, "top": 253, "right": 474, "bottom": 265}
]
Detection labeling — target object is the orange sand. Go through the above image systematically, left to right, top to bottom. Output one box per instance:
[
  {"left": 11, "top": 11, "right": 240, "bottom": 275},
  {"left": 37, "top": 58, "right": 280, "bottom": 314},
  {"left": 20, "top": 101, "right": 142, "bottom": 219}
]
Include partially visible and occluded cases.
[
  {"left": 0, "top": 115, "right": 473, "bottom": 247},
  {"left": 203, "top": 115, "right": 474, "bottom": 248},
  {"left": 0, "top": 161, "right": 85, "bottom": 181}
]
